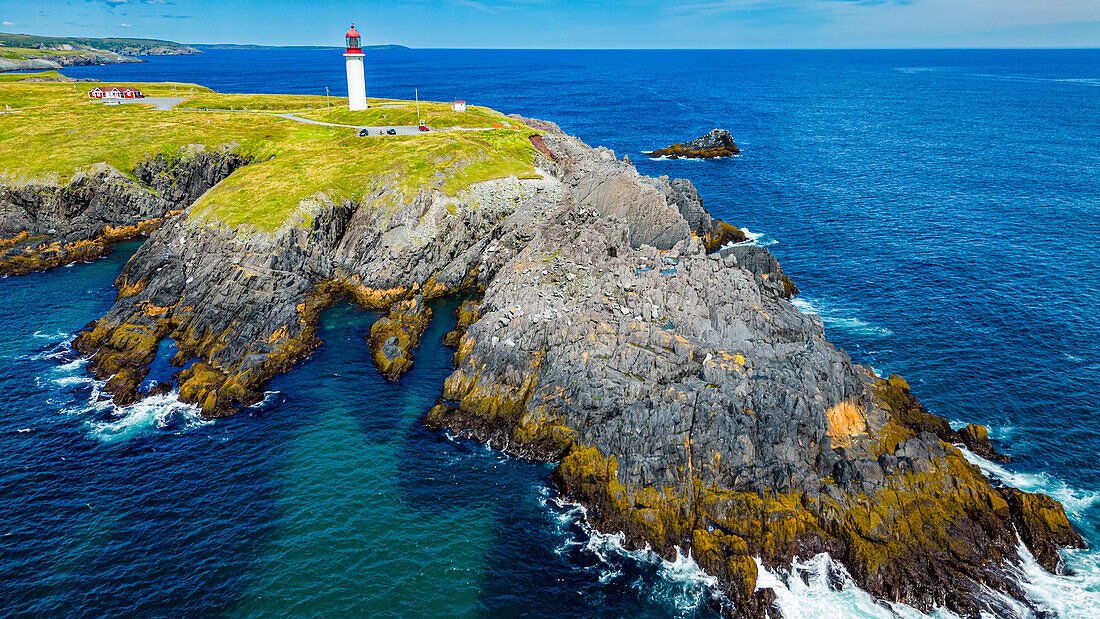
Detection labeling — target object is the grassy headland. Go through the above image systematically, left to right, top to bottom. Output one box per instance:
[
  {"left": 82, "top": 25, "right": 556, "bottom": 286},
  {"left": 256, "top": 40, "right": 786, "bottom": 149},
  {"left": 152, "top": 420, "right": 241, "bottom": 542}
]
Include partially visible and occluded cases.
[
  {"left": 0, "top": 32, "right": 198, "bottom": 56},
  {"left": 0, "top": 72, "right": 541, "bottom": 232}
]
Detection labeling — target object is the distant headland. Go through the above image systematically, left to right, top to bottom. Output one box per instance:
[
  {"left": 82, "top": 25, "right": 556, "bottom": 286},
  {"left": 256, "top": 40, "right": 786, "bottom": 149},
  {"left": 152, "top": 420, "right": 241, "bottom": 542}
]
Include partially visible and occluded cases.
[
  {"left": 0, "top": 32, "right": 406, "bottom": 72},
  {"left": 192, "top": 43, "right": 408, "bottom": 51}
]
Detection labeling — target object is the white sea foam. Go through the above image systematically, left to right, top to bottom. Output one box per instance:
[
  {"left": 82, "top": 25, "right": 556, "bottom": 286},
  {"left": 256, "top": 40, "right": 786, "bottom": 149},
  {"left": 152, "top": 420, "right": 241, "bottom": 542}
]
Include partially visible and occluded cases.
[
  {"left": 735, "top": 227, "right": 778, "bottom": 248},
  {"left": 792, "top": 297, "right": 894, "bottom": 338},
  {"left": 32, "top": 329, "right": 70, "bottom": 341},
  {"left": 37, "top": 340, "right": 212, "bottom": 442},
  {"left": 55, "top": 357, "right": 88, "bottom": 372},
  {"left": 51, "top": 374, "right": 92, "bottom": 388},
  {"left": 248, "top": 390, "right": 280, "bottom": 408},
  {"left": 86, "top": 391, "right": 209, "bottom": 443},
  {"left": 960, "top": 447, "right": 1100, "bottom": 615},
  {"left": 539, "top": 448, "right": 1100, "bottom": 618},
  {"left": 541, "top": 492, "right": 723, "bottom": 613},
  {"left": 1014, "top": 541, "right": 1100, "bottom": 617},
  {"left": 756, "top": 552, "right": 964, "bottom": 618}
]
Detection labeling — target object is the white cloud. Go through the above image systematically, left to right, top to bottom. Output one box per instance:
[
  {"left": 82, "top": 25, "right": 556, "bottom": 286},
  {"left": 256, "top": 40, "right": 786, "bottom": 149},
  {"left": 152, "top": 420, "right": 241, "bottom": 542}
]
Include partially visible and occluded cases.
[
  {"left": 2, "top": 21, "right": 15, "bottom": 26},
  {"left": 120, "top": 22, "right": 132, "bottom": 27}
]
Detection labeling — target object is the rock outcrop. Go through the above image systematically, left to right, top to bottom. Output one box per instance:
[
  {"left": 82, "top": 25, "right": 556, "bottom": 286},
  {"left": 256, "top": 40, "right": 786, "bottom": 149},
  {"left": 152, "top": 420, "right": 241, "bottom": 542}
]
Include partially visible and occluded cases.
[
  {"left": 66, "top": 118, "right": 1083, "bottom": 617},
  {"left": 648, "top": 129, "right": 741, "bottom": 159},
  {"left": 0, "top": 148, "right": 252, "bottom": 277},
  {"left": 368, "top": 295, "right": 433, "bottom": 380}
]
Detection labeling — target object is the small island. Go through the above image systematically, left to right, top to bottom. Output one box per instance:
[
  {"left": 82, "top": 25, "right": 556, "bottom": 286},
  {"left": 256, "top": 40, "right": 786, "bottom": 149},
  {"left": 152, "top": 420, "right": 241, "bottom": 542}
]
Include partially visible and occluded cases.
[
  {"left": 0, "top": 68, "right": 1086, "bottom": 619},
  {"left": 648, "top": 128, "right": 741, "bottom": 159}
]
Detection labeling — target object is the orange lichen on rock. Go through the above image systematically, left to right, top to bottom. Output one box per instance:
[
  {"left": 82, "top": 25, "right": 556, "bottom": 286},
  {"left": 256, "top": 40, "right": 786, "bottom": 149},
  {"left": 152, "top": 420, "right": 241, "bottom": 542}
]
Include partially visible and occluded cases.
[{"left": 826, "top": 399, "right": 868, "bottom": 447}]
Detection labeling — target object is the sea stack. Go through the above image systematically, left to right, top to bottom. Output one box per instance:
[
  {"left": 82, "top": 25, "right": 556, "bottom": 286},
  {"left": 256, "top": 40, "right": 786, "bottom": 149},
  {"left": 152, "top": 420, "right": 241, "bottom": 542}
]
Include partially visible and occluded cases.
[{"left": 649, "top": 128, "right": 740, "bottom": 159}]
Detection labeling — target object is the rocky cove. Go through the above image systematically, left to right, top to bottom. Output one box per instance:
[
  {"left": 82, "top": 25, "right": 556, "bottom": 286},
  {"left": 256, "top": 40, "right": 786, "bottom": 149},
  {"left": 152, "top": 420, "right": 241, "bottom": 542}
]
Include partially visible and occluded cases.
[{"left": 1, "top": 100, "right": 1086, "bottom": 617}]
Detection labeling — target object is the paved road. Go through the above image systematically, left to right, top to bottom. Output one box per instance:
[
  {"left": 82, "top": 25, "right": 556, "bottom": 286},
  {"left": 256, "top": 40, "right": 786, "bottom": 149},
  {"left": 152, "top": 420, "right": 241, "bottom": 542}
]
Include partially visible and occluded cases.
[
  {"left": 112, "top": 96, "right": 189, "bottom": 111},
  {"left": 108, "top": 104, "right": 508, "bottom": 137},
  {"left": 271, "top": 113, "right": 432, "bottom": 136}
]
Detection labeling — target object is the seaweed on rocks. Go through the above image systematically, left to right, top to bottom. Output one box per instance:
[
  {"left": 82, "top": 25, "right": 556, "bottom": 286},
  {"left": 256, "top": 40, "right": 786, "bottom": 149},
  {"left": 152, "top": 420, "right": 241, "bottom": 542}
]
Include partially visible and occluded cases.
[
  {"left": 648, "top": 129, "right": 741, "bottom": 159},
  {"left": 368, "top": 295, "right": 433, "bottom": 380}
]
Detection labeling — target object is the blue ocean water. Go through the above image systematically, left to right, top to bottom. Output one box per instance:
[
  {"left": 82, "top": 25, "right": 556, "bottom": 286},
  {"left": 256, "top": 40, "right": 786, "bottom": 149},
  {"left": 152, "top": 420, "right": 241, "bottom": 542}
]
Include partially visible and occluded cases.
[{"left": 3, "top": 49, "right": 1099, "bottom": 616}]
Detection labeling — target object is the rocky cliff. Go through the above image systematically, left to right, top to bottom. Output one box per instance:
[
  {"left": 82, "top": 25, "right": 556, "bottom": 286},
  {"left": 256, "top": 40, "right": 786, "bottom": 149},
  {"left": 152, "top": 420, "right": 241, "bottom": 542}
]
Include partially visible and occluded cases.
[
  {"left": 45, "top": 118, "right": 1084, "bottom": 617},
  {"left": 1, "top": 147, "right": 252, "bottom": 277}
]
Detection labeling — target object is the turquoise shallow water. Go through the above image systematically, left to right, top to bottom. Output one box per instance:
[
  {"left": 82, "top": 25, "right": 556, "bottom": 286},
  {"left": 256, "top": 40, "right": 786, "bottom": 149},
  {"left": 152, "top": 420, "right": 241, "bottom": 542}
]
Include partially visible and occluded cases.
[{"left": 2, "top": 49, "right": 1098, "bottom": 616}]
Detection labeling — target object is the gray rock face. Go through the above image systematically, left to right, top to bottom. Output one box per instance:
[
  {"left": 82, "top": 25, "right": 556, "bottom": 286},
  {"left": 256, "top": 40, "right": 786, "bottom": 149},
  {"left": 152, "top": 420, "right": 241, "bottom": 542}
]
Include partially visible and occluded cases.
[{"left": 682, "top": 128, "right": 739, "bottom": 152}]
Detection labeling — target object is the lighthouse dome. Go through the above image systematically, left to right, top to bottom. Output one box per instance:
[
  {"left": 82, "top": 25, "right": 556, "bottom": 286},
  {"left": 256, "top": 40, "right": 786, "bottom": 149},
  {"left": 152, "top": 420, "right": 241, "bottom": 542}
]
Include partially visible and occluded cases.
[{"left": 345, "top": 25, "right": 362, "bottom": 53}]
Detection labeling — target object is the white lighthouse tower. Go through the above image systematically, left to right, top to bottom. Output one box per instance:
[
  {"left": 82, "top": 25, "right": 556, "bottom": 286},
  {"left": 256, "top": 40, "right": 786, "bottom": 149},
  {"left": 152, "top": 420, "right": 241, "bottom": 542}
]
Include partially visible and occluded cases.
[{"left": 344, "top": 25, "right": 368, "bottom": 111}]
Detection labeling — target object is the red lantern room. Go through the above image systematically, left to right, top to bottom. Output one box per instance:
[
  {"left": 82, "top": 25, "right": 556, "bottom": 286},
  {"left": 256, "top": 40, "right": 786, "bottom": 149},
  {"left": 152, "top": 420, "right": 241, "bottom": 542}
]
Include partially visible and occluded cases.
[{"left": 345, "top": 25, "right": 362, "bottom": 54}]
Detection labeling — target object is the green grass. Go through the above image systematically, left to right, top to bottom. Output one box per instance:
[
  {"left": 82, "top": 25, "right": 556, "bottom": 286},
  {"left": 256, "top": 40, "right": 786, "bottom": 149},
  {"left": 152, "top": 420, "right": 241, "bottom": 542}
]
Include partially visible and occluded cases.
[
  {"left": 0, "top": 46, "right": 86, "bottom": 60},
  {"left": 0, "top": 70, "right": 65, "bottom": 82},
  {"left": 0, "top": 79, "right": 543, "bottom": 233},
  {"left": 183, "top": 92, "right": 346, "bottom": 112},
  {"left": 190, "top": 128, "right": 539, "bottom": 231}
]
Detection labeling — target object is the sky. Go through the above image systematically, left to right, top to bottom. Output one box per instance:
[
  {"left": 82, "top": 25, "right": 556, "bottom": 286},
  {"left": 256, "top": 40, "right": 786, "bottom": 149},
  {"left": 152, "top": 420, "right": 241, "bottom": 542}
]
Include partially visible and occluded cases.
[{"left": 1, "top": 0, "right": 1098, "bottom": 49}]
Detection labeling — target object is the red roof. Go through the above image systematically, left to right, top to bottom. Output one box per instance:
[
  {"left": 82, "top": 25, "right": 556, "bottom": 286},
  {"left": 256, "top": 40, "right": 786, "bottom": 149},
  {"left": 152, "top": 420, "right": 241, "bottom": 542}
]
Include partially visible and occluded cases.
[{"left": 346, "top": 25, "right": 360, "bottom": 39}]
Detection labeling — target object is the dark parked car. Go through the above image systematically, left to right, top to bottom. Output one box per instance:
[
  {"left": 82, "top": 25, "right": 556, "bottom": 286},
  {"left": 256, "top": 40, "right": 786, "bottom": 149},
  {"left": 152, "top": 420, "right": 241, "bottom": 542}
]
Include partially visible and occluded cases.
[
  {"left": 358, "top": 128, "right": 369, "bottom": 137},
  {"left": 386, "top": 128, "right": 397, "bottom": 135}
]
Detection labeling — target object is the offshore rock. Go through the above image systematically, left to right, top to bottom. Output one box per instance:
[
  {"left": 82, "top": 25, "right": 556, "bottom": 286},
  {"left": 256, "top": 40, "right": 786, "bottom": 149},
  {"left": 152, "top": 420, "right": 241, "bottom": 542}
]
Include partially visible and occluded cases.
[
  {"left": 71, "top": 117, "right": 1083, "bottom": 616},
  {"left": 649, "top": 129, "right": 741, "bottom": 159},
  {"left": 368, "top": 294, "right": 433, "bottom": 380}
]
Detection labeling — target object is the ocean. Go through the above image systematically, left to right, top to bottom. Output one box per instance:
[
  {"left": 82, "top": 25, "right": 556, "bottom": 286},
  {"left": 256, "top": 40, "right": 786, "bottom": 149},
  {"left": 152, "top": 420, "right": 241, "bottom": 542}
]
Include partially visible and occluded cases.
[{"left": 2, "top": 49, "right": 1098, "bottom": 617}]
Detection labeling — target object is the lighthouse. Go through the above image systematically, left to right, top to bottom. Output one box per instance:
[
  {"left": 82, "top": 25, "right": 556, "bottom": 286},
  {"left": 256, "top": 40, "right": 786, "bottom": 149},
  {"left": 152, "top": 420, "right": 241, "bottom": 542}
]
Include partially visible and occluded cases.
[{"left": 344, "top": 25, "right": 368, "bottom": 111}]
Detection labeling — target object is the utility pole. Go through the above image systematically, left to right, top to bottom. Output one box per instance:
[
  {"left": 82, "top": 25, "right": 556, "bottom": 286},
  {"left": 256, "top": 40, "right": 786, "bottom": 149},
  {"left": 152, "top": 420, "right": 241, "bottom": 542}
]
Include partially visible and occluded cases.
[
  {"left": 326, "top": 86, "right": 330, "bottom": 115},
  {"left": 415, "top": 88, "right": 421, "bottom": 127}
]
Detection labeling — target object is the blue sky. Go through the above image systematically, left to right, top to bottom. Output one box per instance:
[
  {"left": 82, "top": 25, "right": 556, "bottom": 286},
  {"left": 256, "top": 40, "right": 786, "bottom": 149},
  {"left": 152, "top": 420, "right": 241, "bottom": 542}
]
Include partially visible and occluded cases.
[{"left": 1, "top": 0, "right": 1097, "bottom": 48}]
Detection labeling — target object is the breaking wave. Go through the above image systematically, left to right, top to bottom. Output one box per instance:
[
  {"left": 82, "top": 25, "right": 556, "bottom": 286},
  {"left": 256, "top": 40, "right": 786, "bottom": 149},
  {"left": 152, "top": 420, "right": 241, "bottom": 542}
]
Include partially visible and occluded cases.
[
  {"left": 735, "top": 227, "right": 778, "bottom": 248},
  {"left": 792, "top": 296, "right": 894, "bottom": 338},
  {"left": 33, "top": 338, "right": 211, "bottom": 443},
  {"left": 84, "top": 391, "right": 209, "bottom": 443},
  {"left": 958, "top": 447, "right": 1100, "bottom": 519},
  {"left": 960, "top": 447, "right": 1100, "bottom": 615},
  {"left": 540, "top": 492, "right": 727, "bottom": 615},
  {"left": 757, "top": 553, "right": 967, "bottom": 618}
]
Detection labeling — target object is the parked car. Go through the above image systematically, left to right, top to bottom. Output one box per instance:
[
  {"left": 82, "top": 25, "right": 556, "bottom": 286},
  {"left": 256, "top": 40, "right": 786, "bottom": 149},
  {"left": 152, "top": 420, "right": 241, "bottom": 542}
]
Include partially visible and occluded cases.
[
  {"left": 418, "top": 125, "right": 429, "bottom": 132},
  {"left": 358, "top": 128, "right": 369, "bottom": 137},
  {"left": 386, "top": 129, "right": 397, "bottom": 135}
]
